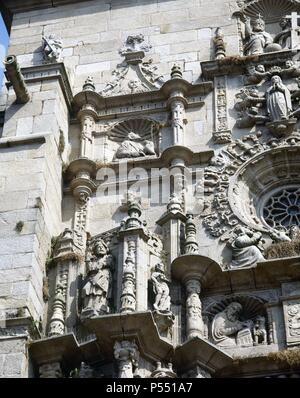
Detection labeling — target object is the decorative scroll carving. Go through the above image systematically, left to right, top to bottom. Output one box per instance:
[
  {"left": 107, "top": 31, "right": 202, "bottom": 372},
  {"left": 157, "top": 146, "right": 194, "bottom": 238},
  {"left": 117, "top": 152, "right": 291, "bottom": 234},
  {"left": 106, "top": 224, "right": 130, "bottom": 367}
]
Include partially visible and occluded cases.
[
  {"left": 42, "top": 34, "right": 63, "bottom": 63},
  {"left": 101, "top": 35, "right": 163, "bottom": 97},
  {"left": 213, "top": 76, "right": 232, "bottom": 144},
  {"left": 202, "top": 132, "right": 300, "bottom": 242},
  {"left": 73, "top": 200, "right": 89, "bottom": 255},
  {"left": 81, "top": 238, "right": 114, "bottom": 319},
  {"left": 283, "top": 294, "right": 300, "bottom": 346},
  {"left": 287, "top": 303, "right": 300, "bottom": 336},
  {"left": 114, "top": 340, "right": 139, "bottom": 378}
]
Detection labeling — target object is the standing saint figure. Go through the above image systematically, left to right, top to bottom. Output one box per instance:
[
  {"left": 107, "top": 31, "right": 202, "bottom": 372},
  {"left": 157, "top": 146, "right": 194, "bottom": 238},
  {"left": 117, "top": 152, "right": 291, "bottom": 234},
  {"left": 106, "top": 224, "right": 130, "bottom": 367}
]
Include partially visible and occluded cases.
[
  {"left": 243, "top": 16, "right": 273, "bottom": 55},
  {"left": 266, "top": 75, "right": 292, "bottom": 122},
  {"left": 229, "top": 226, "right": 265, "bottom": 269},
  {"left": 81, "top": 238, "right": 114, "bottom": 317},
  {"left": 151, "top": 263, "right": 171, "bottom": 313}
]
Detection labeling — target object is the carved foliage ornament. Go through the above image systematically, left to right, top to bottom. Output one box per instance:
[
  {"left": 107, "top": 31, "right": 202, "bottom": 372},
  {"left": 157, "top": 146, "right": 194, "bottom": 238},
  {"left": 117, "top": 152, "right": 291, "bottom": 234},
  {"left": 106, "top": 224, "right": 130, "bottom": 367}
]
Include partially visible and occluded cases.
[{"left": 202, "top": 132, "right": 300, "bottom": 241}]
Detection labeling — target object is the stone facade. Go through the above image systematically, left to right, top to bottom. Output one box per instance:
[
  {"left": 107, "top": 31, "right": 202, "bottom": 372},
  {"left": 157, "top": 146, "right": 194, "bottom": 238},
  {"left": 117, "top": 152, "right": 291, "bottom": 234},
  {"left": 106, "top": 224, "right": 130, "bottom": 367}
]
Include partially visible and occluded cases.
[{"left": 0, "top": 0, "right": 300, "bottom": 378}]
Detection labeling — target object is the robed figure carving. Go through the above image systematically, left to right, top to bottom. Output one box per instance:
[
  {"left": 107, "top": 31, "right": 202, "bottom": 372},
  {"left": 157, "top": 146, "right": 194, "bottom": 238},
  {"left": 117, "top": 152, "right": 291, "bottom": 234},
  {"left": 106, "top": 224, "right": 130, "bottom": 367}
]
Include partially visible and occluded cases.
[
  {"left": 243, "top": 16, "right": 273, "bottom": 55},
  {"left": 266, "top": 75, "right": 292, "bottom": 122},
  {"left": 229, "top": 226, "right": 265, "bottom": 269},
  {"left": 81, "top": 238, "right": 114, "bottom": 318},
  {"left": 212, "top": 302, "right": 254, "bottom": 347}
]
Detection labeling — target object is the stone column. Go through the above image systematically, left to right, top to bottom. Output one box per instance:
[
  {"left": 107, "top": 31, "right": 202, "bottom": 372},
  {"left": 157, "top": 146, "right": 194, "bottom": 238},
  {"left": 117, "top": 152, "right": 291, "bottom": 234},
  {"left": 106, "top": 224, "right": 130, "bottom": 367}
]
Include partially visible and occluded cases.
[
  {"left": 167, "top": 65, "right": 187, "bottom": 146},
  {"left": 77, "top": 77, "right": 97, "bottom": 159},
  {"left": 157, "top": 194, "right": 186, "bottom": 266},
  {"left": 118, "top": 197, "right": 150, "bottom": 313},
  {"left": 48, "top": 228, "right": 76, "bottom": 337},
  {"left": 185, "top": 278, "right": 204, "bottom": 339},
  {"left": 114, "top": 340, "right": 139, "bottom": 378}
]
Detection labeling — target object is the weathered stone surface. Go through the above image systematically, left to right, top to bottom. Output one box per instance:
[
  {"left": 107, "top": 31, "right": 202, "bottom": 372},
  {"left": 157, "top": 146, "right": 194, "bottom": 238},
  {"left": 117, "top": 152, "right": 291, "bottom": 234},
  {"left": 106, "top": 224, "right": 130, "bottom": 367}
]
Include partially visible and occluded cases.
[{"left": 1, "top": 0, "right": 300, "bottom": 379}]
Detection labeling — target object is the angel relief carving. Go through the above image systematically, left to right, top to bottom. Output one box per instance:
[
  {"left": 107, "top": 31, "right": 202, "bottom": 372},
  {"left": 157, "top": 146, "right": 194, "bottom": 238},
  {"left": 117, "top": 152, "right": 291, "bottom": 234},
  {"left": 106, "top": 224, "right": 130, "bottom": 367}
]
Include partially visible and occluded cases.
[{"left": 108, "top": 119, "right": 160, "bottom": 160}]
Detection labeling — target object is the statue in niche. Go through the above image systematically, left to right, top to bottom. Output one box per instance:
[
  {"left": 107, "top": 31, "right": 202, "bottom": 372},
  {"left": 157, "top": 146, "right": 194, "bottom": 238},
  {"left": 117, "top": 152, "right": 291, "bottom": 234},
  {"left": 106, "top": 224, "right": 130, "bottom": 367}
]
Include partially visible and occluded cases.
[
  {"left": 242, "top": 15, "right": 275, "bottom": 56},
  {"left": 274, "top": 17, "right": 292, "bottom": 50},
  {"left": 42, "top": 34, "right": 63, "bottom": 62},
  {"left": 266, "top": 75, "right": 293, "bottom": 122},
  {"left": 115, "top": 132, "right": 156, "bottom": 159},
  {"left": 229, "top": 226, "right": 265, "bottom": 269},
  {"left": 81, "top": 238, "right": 114, "bottom": 318},
  {"left": 151, "top": 263, "right": 171, "bottom": 313},
  {"left": 212, "top": 302, "right": 254, "bottom": 347},
  {"left": 253, "top": 315, "right": 267, "bottom": 345}
]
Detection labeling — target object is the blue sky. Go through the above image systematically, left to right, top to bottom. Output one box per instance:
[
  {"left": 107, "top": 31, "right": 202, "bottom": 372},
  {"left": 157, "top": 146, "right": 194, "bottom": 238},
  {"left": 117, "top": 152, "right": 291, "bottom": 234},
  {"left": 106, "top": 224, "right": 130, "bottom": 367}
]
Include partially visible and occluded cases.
[{"left": 0, "top": 14, "right": 9, "bottom": 87}]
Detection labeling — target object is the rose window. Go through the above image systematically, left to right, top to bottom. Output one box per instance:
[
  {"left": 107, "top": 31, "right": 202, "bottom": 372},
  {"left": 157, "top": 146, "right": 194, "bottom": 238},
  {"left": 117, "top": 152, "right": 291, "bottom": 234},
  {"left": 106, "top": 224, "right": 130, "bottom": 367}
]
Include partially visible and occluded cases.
[{"left": 263, "top": 187, "right": 300, "bottom": 228}]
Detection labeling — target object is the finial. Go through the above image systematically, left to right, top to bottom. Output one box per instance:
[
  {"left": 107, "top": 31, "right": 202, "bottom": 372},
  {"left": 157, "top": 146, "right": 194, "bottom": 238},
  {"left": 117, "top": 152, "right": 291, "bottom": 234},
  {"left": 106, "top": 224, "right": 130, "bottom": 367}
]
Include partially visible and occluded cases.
[
  {"left": 83, "top": 76, "right": 96, "bottom": 92},
  {"left": 184, "top": 212, "right": 199, "bottom": 254}
]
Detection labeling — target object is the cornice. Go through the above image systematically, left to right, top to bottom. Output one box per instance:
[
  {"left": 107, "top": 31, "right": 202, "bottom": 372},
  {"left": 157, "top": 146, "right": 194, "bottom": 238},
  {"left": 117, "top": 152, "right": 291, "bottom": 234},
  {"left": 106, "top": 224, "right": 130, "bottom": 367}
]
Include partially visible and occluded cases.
[
  {"left": 201, "top": 49, "right": 297, "bottom": 79},
  {"left": 21, "top": 63, "right": 73, "bottom": 111}
]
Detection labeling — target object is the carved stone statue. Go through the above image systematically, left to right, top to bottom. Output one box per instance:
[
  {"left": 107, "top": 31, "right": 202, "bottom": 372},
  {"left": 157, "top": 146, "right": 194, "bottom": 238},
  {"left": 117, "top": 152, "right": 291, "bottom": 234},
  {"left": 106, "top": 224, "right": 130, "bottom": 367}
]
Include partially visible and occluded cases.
[
  {"left": 243, "top": 15, "right": 274, "bottom": 55},
  {"left": 274, "top": 17, "right": 292, "bottom": 50},
  {"left": 42, "top": 34, "right": 63, "bottom": 62},
  {"left": 245, "top": 64, "right": 270, "bottom": 85},
  {"left": 266, "top": 75, "right": 293, "bottom": 122},
  {"left": 115, "top": 132, "right": 156, "bottom": 159},
  {"left": 229, "top": 226, "right": 265, "bottom": 268},
  {"left": 81, "top": 238, "right": 114, "bottom": 317},
  {"left": 151, "top": 263, "right": 171, "bottom": 313},
  {"left": 186, "top": 279, "right": 204, "bottom": 339},
  {"left": 212, "top": 302, "right": 253, "bottom": 347},
  {"left": 253, "top": 315, "right": 267, "bottom": 345},
  {"left": 114, "top": 340, "right": 139, "bottom": 378}
]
